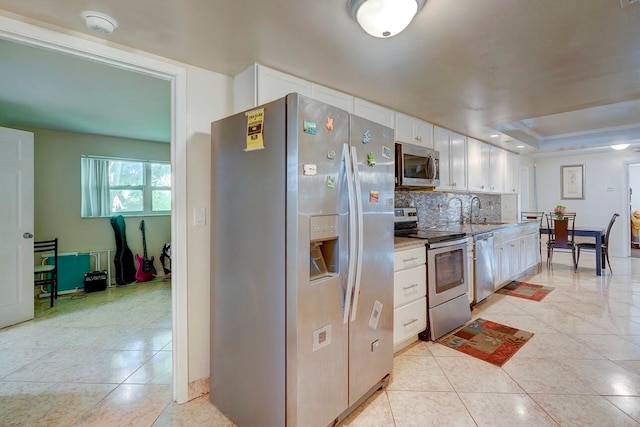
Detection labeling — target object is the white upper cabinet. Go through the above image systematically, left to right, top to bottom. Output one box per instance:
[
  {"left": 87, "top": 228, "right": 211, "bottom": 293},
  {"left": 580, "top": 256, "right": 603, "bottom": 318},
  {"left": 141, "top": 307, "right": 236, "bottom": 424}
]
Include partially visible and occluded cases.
[
  {"left": 233, "top": 64, "right": 312, "bottom": 113},
  {"left": 258, "top": 66, "right": 311, "bottom": 105},
  {"left": 311, "top": 83, "right": 354, "bottom": 112},
  {"left": 354, "top": 98, "right": 395, "bottom": 128},
  {"left": 395, "top": 112, "right": 433, "bottom": 148},
  {"left": 434, "top": 126, "right": 466, "bottom": 191},
  {"left": 434, "top": 126, "right": 452, "bottom": 190},
  {"left": 450, "top": 132, "right": 467, "bottom": 191},
  {"left": 467, "top": 137, "right": 484, "bottom": 192},
  {"left": 467, "top": 138, "right": 491, "bottom": 192},
  {"left": 468, "top": 139, "right": 517, "bottom": 194},
  {"left": 489, "top": 145, "right": 505, "bottom": 193},
  {"left": 503, "top": 151, "right": 521, "bottom": 194}
]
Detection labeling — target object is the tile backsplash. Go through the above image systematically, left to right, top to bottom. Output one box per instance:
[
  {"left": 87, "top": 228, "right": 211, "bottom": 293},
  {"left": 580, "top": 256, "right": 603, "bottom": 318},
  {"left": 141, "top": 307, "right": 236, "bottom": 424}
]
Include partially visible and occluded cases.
[{"left": 395, "top": 191, "right": 502, "bottom": 229}]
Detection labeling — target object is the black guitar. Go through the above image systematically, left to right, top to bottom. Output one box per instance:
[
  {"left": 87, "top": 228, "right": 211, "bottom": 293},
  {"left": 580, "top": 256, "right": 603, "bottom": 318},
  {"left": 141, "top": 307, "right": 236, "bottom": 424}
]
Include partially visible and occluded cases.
[
  {"left": 110, "top": 215, "right": 136, "bottom": 286},
  {"left": 135, "top": 220, "right": 156, "bottom": 282}
]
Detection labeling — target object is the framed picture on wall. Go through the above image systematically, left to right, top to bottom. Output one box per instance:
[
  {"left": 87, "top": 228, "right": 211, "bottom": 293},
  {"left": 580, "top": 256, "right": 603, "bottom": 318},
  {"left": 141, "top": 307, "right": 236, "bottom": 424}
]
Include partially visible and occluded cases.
[{"left": 561, "top": 164, "right": 585, "bottom": 200}]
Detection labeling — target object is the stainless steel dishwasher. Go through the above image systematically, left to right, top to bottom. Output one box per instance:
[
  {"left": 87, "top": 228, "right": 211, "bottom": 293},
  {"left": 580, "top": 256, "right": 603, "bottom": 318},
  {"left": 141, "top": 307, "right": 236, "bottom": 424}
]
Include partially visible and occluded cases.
[{"left": 474, "top": 232, "right": 495, "bottom": 303}]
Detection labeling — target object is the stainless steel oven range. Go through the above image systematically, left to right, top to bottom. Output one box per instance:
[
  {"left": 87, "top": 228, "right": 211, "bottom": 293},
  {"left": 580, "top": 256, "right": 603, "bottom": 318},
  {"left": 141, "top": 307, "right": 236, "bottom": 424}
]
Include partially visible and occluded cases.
[{"left": 395, "top": 207, "right": 472, "bottom": 341}]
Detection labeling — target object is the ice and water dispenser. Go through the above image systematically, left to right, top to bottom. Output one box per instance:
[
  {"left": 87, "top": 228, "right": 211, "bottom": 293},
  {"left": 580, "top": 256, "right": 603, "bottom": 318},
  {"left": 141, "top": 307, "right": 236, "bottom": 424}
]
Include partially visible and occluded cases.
[{"left": 309, "top": 215, "right": 339, "bottom": 281}]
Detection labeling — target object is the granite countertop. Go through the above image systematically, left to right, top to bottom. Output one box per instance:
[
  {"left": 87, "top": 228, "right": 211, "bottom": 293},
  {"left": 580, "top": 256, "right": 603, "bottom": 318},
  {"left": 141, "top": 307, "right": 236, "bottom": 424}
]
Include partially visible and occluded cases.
[
  {"left": 394, "top": 221, "right": 536, "bottom": 250},
  {"left": 442, "top": 221, "right": 521, "bottom": 235},
  {"left": 393, "top": 236, "right": 427, "bottom": 250}
]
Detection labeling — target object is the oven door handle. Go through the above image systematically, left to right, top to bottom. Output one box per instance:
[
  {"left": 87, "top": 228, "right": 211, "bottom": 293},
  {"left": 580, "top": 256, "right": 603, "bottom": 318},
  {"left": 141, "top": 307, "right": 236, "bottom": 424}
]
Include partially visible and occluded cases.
[
  {"left": 342, "top": 143, "right": 356, "bottom": 324},
  {"left": 428, "top": 237, "right": 469, "bottom": 249}
]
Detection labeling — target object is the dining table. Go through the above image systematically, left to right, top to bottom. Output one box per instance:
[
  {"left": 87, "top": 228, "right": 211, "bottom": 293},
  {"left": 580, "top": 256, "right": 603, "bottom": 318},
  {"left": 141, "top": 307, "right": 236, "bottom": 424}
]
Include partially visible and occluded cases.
[{"left": 539, "top": 225, "right": 606, "bottom": 275}]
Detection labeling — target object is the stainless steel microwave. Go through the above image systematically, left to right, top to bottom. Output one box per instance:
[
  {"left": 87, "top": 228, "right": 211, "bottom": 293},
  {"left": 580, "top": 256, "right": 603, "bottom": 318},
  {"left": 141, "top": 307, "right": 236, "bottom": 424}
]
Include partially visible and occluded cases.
[{"left": 395, "top": 143, "right": 440, "bottom": 188}]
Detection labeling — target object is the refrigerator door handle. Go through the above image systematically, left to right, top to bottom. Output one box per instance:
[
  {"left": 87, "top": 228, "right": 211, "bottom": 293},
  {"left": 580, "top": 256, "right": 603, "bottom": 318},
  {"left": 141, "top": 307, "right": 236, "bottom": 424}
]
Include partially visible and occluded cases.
[
  {"left": 342, "top": 143, "right": 356, "bottom": 324},
  {"left": 350, "top": 146, "right": 364, "bottom": 322}
]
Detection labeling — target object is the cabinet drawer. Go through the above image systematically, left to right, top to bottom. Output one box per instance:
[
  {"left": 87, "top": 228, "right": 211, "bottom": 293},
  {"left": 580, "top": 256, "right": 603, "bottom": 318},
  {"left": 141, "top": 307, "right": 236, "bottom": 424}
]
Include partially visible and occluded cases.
[
  {"left": 394, "top": 246, "right": 426, "bottom": 271},
  {"left": 394, "top": 265, "right": 426, "bottom": 307},
  {"left": 393, "top": 297, "right": 427, "bottom": 345}
]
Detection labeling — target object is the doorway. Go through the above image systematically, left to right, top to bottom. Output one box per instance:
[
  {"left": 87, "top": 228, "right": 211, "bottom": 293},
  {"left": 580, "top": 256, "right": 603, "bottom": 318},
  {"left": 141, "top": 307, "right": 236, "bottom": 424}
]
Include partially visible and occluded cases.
[
  {"left": 0, "top": 19, "right": 188, "bottom": 402},
  {"left": 630, "top": 163, "right": 640, "bottom": 258}
]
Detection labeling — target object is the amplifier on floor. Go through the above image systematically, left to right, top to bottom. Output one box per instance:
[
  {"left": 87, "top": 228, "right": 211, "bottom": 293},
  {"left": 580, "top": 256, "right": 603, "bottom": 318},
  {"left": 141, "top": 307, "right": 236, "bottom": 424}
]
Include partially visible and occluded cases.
[{"left": 83, "top": 270, "right": 108, "bottom": 293}]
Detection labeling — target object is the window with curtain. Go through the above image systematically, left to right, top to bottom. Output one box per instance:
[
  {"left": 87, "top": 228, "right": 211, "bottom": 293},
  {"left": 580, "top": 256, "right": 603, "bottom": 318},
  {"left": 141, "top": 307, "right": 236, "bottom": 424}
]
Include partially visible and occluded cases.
[{"left": 81, "top": 156, "right": 171, "bottom": 217}]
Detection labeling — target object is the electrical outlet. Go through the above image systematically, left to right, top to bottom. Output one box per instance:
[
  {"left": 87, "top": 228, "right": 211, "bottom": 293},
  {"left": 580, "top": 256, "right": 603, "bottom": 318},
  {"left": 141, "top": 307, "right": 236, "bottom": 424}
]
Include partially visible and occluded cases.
[{"left": 620, "top": 0, "right": 639, "bottom": 8}]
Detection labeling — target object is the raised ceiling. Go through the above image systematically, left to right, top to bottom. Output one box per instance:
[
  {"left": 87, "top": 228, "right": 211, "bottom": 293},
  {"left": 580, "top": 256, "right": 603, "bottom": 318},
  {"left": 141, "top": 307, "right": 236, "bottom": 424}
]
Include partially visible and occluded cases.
[{"left": 0, "top": 0, "right": 639, "bottom": 153}]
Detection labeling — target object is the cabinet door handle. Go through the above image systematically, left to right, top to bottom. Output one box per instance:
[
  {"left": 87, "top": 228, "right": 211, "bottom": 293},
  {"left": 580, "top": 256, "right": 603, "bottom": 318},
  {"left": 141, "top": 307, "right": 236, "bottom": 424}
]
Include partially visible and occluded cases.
[
  {"left": 402, "top": 257, "right": 418, "bottom": 263},
  {"left": 403, "top": 284, "right": 419, "bottom": 291},
  {"left": 403, "top": 318, "right": 419, "bottom": 327}
]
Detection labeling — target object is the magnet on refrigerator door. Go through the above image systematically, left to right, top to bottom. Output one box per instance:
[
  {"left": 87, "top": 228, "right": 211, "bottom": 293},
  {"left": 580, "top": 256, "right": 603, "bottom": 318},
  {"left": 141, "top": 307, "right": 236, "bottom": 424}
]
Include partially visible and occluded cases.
[
  {"left": 326, "top": 117, "right": 334, "bottom": 131},
  {"left": 303, "top": 120, "right": 317, "bottom": 135},
  {"left": 362, "top": 130, "right": 371, "bottom": 144},
  {"left": 367, "top": 152, "right": 376, "bottom": 166}
]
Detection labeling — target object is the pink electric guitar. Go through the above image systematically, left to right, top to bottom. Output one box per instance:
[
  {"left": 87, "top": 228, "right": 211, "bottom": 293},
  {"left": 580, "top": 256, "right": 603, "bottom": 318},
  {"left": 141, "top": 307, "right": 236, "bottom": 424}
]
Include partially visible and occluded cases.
[{"left": 135, "top": 220, "right": 156, "bottom": 282}]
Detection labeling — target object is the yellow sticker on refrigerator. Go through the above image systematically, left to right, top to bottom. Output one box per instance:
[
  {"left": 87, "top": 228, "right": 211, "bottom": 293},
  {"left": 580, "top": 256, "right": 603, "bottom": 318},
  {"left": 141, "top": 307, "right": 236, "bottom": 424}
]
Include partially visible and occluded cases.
[{"left": 244, "top": 108, "right": 265, "bottom": 152}]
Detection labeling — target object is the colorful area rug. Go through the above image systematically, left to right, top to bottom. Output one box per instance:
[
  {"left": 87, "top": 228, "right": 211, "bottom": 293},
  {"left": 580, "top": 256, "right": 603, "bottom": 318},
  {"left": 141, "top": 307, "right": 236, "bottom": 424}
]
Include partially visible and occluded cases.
[
  {"left": 495, "top": 281, "right": 554, "bottom": 302},
  {"left": 439, "top": 318, "right": 534, "bottom": 366}
]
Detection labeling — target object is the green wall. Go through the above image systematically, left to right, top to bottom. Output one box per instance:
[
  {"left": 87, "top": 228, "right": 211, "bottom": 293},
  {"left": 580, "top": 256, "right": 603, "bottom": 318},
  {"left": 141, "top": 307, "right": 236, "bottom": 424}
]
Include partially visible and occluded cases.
[{"left": 30, "top": 127, "right": 171, "bottom": 277}]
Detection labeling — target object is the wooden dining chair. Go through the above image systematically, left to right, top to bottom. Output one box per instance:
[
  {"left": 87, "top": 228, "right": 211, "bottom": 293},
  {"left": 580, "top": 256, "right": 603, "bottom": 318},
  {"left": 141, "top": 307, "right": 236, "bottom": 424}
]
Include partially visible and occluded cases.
[
  {"left": 545, "top": 213, "right": 577, "bottom": 270},
  {"left": 575, "top": 213, "right": 619, "bottom": 273},
  {"left": 34, "top": 238, "right": 59, "bottom": 307}
]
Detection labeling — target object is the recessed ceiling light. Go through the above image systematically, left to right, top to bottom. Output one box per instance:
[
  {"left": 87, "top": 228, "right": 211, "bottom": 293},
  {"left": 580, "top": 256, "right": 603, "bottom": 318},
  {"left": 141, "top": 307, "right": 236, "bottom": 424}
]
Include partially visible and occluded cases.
[
  {"left": 81, "top": 11, "right": 118, "bottom": 35},
  {"left": 490, "top": 134, "right": 499, "bottom": 138},
  {"left": 611, "top": 144, "right": 630, "bottom": 150},
  {"left": 516, "top": 145, "right": 525, "bottom": 148}
]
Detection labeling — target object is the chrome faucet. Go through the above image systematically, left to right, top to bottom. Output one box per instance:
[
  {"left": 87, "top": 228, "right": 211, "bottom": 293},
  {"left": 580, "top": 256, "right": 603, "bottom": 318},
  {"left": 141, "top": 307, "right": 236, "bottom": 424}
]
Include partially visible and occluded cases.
[
  {"left": 470, "top": 196, "right": 482, "bottom": 224},
  {"left": 448, "top": 197, "right": 464, "bottom": 225}
]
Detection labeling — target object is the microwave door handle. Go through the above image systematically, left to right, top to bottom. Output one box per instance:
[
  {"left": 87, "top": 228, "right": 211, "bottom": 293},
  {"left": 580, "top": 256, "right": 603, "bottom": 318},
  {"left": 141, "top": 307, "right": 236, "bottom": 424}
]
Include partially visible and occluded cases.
[
  {"left": 342, "top": 143, "right": 356, "bottom": 324},
  {"left": 350, "top": 146, "right": 364, "bottom": 322},
  {"left": 427, "top": 154, "right": 435, "bottom": 180}
]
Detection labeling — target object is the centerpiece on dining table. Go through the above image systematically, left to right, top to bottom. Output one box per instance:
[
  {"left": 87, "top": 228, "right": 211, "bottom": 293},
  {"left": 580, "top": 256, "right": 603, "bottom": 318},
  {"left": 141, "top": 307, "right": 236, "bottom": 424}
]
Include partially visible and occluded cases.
[
  {"left": 553, "top": 204, "right": 568, "bottom": 246},
  {"left": 553, "top": 204, "right": 566, "bottom": 220}
]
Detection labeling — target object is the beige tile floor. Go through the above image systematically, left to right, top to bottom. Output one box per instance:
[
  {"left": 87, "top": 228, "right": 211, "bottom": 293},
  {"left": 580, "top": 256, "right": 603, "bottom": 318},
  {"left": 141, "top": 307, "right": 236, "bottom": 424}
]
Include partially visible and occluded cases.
[{"left": 3, "top": 252, "right": 640, "bottom": 426}]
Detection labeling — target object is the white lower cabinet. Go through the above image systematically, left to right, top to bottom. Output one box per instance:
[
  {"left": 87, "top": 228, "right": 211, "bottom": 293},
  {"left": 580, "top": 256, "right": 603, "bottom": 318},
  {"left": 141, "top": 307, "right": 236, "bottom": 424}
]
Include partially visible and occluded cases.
[
  {"left": 492, "top": 223, "right": 541, "bottom": 290},
  {"left": 393, "top": 246, "right": 427, "bottom": 352},
  {"left": 394, "top": 265, "right": 427, "bottom": 306},
  {"left": 393, "top": 298, "right": 427, "bottom": 347}
]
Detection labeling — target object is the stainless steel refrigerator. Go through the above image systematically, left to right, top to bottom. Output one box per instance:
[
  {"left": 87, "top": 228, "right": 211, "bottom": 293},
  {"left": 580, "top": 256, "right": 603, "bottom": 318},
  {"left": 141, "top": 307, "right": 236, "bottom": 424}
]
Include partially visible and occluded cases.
[{"left": 210, "top": 94, "right": 395, "bottom": 427}]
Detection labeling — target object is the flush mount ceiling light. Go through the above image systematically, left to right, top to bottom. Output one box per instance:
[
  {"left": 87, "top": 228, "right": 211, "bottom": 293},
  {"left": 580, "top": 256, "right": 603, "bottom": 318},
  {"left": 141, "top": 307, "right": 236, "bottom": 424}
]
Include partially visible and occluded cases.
[
  {"left": 348, "top": 0, "right": 426, "bottom": 38},
  {"left": 81, "top": 11, "right": 118, "bottom": 35},
  {"left": 611, "top": 143, "right": 630, "bottom": 150}
]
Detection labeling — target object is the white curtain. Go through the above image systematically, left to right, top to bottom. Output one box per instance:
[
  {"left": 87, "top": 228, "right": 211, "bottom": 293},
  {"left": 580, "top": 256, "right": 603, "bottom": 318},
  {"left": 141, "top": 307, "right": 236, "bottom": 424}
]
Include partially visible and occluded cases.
[{"left": 81, "top": 157, "right": 110, "bottom": 217}]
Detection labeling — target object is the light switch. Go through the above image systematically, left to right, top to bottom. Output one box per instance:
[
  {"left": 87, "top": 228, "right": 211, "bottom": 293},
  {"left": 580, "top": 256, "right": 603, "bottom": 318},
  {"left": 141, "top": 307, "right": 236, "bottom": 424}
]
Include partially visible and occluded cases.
[{"left": 194, "top": 207, "right": 206, "bottom": 226}]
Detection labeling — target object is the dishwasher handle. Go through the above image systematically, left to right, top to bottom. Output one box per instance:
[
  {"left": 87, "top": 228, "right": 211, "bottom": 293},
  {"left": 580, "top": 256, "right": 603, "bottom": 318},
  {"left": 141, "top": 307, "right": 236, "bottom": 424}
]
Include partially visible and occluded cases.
[{"left": 475, "top": 232, "right": 493, "bottom": 242}]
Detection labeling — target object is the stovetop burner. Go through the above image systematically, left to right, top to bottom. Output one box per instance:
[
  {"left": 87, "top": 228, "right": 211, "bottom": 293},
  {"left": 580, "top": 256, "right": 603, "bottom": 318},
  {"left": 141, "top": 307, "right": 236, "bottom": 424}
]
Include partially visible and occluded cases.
[
  {"left": 394, "top": 206, "right": 467, "bottom": 244},
  {"left": 394, "top": 228, "right": 466, "bottom": 243}
]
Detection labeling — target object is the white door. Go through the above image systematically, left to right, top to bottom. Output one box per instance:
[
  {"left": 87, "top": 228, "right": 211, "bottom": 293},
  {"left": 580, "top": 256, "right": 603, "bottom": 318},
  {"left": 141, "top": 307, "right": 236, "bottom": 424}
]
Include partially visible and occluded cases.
[{"left": 0, "top": 127, "right": 34, "bottom": 329}]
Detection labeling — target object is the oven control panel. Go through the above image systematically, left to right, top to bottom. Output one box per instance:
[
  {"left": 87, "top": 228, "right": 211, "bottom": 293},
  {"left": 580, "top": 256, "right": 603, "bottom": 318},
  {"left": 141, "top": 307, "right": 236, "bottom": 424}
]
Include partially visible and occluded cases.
[{"left": 394, "top": 207, "right": 418, "bottom": 223}]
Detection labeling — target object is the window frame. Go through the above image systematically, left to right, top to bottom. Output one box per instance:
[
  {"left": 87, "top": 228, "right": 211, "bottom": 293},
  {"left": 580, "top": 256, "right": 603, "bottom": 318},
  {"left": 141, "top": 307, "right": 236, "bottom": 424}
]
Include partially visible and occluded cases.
[{"left": 81, "top": 155, "right": 171, "bottom": 218}]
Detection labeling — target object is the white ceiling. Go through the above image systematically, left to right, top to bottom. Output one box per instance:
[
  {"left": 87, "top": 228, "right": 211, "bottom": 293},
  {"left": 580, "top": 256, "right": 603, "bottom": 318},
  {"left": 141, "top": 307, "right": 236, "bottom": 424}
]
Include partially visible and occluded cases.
[{"left": 0, "top": 0, "right": 639, "bottom": 154}]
